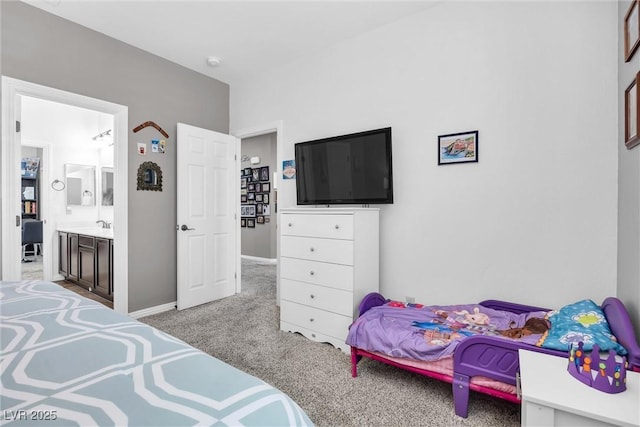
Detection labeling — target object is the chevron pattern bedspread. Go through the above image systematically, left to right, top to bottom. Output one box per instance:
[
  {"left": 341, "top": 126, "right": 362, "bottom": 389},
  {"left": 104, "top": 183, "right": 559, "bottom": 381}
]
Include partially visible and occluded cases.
[{"left": 0, "top": 281, "right": 312, "bottom": 426}]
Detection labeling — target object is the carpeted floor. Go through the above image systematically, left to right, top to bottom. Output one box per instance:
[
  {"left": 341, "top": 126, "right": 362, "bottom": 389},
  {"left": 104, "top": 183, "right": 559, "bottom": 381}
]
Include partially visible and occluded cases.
[{"left": 140, "top": 259, "right": 521, "bottom": 427}]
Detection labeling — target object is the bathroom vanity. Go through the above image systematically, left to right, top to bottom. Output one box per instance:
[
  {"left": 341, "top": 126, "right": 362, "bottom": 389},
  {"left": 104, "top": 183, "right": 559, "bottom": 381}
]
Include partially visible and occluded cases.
[{"left": 58, "top": 227, "right": 113, "bottom": 301}]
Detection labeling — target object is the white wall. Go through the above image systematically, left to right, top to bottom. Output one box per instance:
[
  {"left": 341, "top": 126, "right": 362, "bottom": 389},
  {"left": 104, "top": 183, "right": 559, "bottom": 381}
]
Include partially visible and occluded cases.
[
  {"left": 618, "top": 0, "right": 640, "bottom": 333},
  {"left": 231, "top": 1, "right": 618, "bottom": 308},
  {"left": 21, "top": 96, "right": 114, "bottom": 279}
]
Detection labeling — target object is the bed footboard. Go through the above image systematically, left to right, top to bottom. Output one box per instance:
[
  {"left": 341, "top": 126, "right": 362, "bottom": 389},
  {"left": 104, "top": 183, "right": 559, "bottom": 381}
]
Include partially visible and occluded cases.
[{"left": 452, "top": 335, "right": 565, "bottom": 417}]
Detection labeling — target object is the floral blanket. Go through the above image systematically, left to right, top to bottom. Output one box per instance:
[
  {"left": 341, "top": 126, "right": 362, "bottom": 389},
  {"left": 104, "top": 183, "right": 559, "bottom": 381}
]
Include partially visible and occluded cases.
[{"left": 345, "top": 301, "right": 549, "bottom": 361}]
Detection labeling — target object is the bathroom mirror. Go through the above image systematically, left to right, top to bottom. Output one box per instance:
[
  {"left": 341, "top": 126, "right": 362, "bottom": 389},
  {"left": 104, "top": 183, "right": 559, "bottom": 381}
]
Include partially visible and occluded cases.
[
  {"left": 137, "top": 161, "right": 162, "bottom": 191},
  {"left": 65, "top": 164, "right": 96, "bottom": 206},
  {"left": 101, "top": 167, "right": 114, "bottom": 206}
]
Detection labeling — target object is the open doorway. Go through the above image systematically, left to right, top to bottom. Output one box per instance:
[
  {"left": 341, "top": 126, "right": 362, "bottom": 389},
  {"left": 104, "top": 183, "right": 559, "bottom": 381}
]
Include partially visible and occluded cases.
[
  {"left": 2, "top": 77, "right": 129, "bottom": 314},
  {"left": 19, "top": 97, "right": 115, "bottom": 286},
  {"left": 232, "top": 121, "right": 283, "bottom": 300}
]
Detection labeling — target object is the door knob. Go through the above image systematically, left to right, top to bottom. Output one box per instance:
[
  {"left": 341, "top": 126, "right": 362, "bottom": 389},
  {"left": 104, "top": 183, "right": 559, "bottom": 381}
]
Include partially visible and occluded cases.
[{"left": 180, "top": 224, "right": 195, "bottom": 231}]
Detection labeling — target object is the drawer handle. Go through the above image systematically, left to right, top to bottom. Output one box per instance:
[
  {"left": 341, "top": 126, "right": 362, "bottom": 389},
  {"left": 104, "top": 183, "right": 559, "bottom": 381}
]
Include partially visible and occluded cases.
[
  {"left": 288, "top": 222, "right": 293, "bottom": 227},
  {"left": 335, "top": 224, "right": 340, "bottom": 229},
  {"left": 310, "top": 247, "right": 315, "bottom": 252},
  {"left": 309, "top": 271, "right": 315, "bottom": 276},
  {"left": 310, "top": 294, "right": 315, "bottom": 299},
  {"left": 310, "top": 318, "right": 314, "bottom": 322}
]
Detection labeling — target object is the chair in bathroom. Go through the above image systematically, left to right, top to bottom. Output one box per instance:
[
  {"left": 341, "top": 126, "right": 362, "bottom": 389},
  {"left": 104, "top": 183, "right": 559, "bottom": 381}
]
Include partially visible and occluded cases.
[{"left": 22, "top": 219, "right": 43, "bottom": 262}]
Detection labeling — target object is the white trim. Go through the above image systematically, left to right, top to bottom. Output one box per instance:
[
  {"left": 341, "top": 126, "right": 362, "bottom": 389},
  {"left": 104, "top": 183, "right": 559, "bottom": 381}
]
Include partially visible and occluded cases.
[
  {"left": 1, "top": 77, "right": 129, "bottom": 315},
  {"left": 241, "top": 255, "right": 277, "bottom": 264},
  {"left": 128, "top": 301, "right": 176, "bottom": 319}
]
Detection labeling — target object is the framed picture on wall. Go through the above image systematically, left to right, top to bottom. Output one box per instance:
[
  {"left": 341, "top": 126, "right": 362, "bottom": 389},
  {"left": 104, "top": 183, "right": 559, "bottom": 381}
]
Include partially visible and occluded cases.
[
  {"left": 626, "top": 0, "right": 640, "bottom": 62},
  {"left": 625, "top": 73, "right": 640, "bottom": 149},
  {"left": 438, "top": 130, "right": 478, "bottom": 165},
  {"left": 260, "top": 166, "right": 270, "bottom": 181},
  {"left": 244, "top": 167, "right": 252, "bottom": 177},
  {"left": 252, "top": 168, "right": 260, "bottom": 181},
  {"left": 262, "top": 182, "right": 271, "bottom": 192},
  {"left": 248, "top": 183, "right": 255, "bottom": 192},
  {"left": 256, "top": 194, "right": 263, "bottom": 203},
  {"left": 263, "top": 194, "right": 270, "bottom": 204},
  {"left": 241, "top": 195, "right": 247, "bottom": 203},
  {"left": 241, "top": 204, "right": 256, "bottom": 218},
  {"left": 247, "top": 218, "right": 256, "bottom": 228},
  {"left": 240, "top": 219, "right": 246, "bottom": 227}
]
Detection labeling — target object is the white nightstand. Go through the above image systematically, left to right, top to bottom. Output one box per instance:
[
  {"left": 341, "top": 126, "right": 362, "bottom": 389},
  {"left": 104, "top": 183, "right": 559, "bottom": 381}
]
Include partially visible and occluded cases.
[{"left": 518, "top": 349, "right": 639, "bottom": 427}]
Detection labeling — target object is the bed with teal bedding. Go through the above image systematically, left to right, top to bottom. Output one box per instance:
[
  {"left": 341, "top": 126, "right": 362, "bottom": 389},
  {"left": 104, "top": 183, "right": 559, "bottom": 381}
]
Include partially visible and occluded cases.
[{"left": 0, "top": 281, "right": 312, "bottom": 426}]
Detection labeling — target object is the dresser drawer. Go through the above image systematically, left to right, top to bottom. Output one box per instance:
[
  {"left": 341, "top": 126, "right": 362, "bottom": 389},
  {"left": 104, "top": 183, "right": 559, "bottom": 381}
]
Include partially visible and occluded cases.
[
  {"left": 281, "top": 214, "right": 354, "bottom": 240},
  {"left": 280, "top": 236, "right": 353, "bottom": 265},
  {"left": 279, "top": 257, "right": 353, "bottom": 291},
  {"left": 281, "top": 279, "right": 353, "bottom": 316},
  {"left": 280, "top": 300, "right": 352, "bottom": 339}
]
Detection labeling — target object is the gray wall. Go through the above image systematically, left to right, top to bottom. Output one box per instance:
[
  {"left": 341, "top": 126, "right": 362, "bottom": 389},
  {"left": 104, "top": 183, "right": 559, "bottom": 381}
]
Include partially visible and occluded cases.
[
  {"left": 1, "top": 1, "right": 230, "bottom": 312},
  {"left": 618, "top": 1, "right": 640, "bottom": 334},
  {"left": 241, "top": 133, "right": 277, "bottom": 259}
]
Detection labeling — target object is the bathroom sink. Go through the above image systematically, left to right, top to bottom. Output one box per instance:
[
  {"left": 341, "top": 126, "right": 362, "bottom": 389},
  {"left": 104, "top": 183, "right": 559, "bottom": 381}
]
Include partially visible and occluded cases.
[{"left": 57, "top": 226, "right": 113, "bottom": 239}]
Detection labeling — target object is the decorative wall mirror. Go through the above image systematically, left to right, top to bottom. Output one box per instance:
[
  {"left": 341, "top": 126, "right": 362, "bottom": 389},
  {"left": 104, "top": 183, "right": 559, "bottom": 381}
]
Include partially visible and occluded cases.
[
  {"left": 137, "top": 161, "right": 162, "bottom": 191},
  {"left": 65, "top": 163, "right": 96, "bottom": 206},
  {"left": 101, "top": 167, "right": 114, "bottom": 206}
]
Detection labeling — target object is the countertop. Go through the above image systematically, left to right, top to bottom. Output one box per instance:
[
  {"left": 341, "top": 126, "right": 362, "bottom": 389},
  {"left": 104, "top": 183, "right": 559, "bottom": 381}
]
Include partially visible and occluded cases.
[{"left": 57, "top": 226, "right": 113, "bottom": 239}]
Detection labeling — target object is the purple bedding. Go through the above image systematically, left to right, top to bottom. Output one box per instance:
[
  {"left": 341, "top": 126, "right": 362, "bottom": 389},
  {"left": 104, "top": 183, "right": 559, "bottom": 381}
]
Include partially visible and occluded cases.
[{"left": 346, "top": 301, "right": 549, "bottom": 361}]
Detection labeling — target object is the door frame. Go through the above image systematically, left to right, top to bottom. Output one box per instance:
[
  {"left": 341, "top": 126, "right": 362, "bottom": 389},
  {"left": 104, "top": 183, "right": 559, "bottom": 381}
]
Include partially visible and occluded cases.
[
  {"left": 1, "top": 76, "right": 129, "bottom": 314},
  {"left": 231, "top": 120, "right": 283, "bottom": 300}
]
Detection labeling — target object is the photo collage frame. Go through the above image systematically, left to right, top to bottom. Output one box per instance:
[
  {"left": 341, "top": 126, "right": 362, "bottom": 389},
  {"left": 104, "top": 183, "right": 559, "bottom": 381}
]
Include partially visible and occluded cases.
[{"left": 240, "top": 165, "right": 271, "bottom": 227}]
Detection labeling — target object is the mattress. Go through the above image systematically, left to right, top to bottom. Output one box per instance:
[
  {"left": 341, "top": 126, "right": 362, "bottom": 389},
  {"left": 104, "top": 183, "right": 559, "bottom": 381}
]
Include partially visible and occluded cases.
[{"left": 0, "top": 281, "right": 312, "bottom": 426}]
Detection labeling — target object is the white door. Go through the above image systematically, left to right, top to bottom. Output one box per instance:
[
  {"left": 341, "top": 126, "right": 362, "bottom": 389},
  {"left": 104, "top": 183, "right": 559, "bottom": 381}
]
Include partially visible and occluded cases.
[{"left": 176, "top": 123, "right": 239, "bottom": 310}]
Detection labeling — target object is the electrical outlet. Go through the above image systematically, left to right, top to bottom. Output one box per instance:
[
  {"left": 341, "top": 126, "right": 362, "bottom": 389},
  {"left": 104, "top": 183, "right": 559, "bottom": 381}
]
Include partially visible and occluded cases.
[{"left": 405, "top": 296, "right": 415, "bottom": 304}]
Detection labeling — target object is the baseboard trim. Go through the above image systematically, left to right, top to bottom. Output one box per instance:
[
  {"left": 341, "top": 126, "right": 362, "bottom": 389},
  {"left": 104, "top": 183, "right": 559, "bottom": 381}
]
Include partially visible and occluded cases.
[
  {"left": 241, "top": 255, "right": 277, "bottom": 264},
  {"left": 129, "top": 301, "right": 176, "bottom": 319}
]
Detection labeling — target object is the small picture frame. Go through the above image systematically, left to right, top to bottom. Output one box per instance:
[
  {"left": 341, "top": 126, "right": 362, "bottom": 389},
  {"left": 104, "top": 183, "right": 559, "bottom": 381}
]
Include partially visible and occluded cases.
[
  {"left": 626, "top": 0, "right": 640, "bottom": 62},
  {"left": 625, "top": 73, "right": 640, "bottom": 149},
  {"left": 438, "top": 130, "right": 478, "bottom": 165},
  {"left": 260, "top": 166, "right": 270, "bottom": 181},
  {"left": 244, "top": 167, "right": 252, "bottom": 177},
  {"left": 252, "top": 168, "right": 260, "bottom": 181},
  {"left": 240, "top": 178, "right": 247, "bottom": 189},
  {"left": 261, "top": 182, "right": 271, "bottom": 193},
  {"left": 248, "top": 183, "right": 255, "bottom": 192},
  {"left": 254, "top": 183, "right": 262, "bottom": 193},
  {"left": 247, "top": 192, "right": 255, "bottom": 202},
  {"left": 255, "top": 193, "right": 263, "bottom": 203},
  {"left": 240, "top": 194, "right": 247, "bottom": 203},
  {"left": 263, "top": 194, "right": 270, "bottom": 204},
  {"left": 257, "top": 203, "right": 263, "bottom": 215},
  {"left": 241, "top": 204, "right": 256, "bottom": 218},
  {"left": 263, "top": 205, "right": 271, "bottom": 216},
  {"left": 257, "top": 216, "right": 265, "bottom": 224},
  {"left": 265, "top": 216, "right": 270, "bottom": 223},
  {"left": 247, "top": 218, "right": 256, "bottom": 228},
  {"left": 240, "top": 219, "right": 246, "bottom": 227}
]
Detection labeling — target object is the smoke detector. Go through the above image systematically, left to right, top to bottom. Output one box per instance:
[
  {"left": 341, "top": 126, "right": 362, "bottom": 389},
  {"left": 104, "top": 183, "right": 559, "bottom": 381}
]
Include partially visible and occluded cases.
[{"left": 206, "top": 56, "right": 221, "bottom": 67}]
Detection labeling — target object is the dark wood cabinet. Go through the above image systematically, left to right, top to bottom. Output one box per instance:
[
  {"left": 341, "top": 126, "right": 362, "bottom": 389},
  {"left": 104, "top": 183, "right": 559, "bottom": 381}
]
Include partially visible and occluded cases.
[
  {"left": 59, "top": 231, "right": 112, "bottom": 301},
  {"left": 58, "top": 232, "right": 68, "bottom": 277},
  {"left": 68, "top": 233, "right": 79, "bottom": 282},
  {"left": 78, "top": 235, "right": 95, "bottom": 289},
  {"left": 95, "top": 238, "right": 111, "bottom": 299}
]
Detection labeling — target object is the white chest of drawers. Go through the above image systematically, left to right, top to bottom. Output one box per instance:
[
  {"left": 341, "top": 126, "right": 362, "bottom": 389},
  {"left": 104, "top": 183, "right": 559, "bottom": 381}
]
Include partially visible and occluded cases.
[{"left": 279, "top": 208, "right": 379, "bottom": 353}]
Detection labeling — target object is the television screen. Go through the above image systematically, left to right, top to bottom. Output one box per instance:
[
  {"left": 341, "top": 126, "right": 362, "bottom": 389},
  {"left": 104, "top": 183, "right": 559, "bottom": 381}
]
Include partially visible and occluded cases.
[{"left": 295, "top": 127, "right": 393, "bottom": 205}]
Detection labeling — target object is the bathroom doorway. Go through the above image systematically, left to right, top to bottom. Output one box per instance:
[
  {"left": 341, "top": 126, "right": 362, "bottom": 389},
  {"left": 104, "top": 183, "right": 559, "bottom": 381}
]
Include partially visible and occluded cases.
[
  {"left": 2, "top": 77, "right": 129, "bottom": 314},
  {"left": 19, "top": 97, "right": 115, "bottom": 284}
]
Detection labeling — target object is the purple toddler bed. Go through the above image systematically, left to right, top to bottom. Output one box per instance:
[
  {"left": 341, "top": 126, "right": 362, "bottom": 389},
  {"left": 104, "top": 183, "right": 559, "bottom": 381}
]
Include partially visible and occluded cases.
[{"left": 348, "top": 292, "right": 640, "bottom": 418}]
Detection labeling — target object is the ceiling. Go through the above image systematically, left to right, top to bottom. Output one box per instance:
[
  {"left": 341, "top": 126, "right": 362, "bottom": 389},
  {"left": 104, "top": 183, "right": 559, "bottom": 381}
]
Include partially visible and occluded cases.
[{"left": 22, "top": 0, "right": 440, "bottom": 85}]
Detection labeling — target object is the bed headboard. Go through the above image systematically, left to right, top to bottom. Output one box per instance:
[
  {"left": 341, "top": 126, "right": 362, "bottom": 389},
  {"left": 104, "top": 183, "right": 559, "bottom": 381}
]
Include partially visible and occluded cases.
[
  {"left": 357, "top": 292, "right": 387, "bottom": 317},
  {"left": 601, "top": 297, "right": 640, "bottom": 370}
]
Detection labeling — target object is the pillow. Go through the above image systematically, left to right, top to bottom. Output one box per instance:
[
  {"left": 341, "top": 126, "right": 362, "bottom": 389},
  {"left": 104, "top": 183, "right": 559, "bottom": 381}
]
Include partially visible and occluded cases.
[{"left": 539, "top": 299, "right": 628, "bottom": 355}]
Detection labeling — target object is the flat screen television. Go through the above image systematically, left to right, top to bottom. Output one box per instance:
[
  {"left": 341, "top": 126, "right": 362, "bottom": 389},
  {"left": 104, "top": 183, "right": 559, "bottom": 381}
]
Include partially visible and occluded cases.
[{"left": 295, "top": 127, "right": 393, "bottom": 205}]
